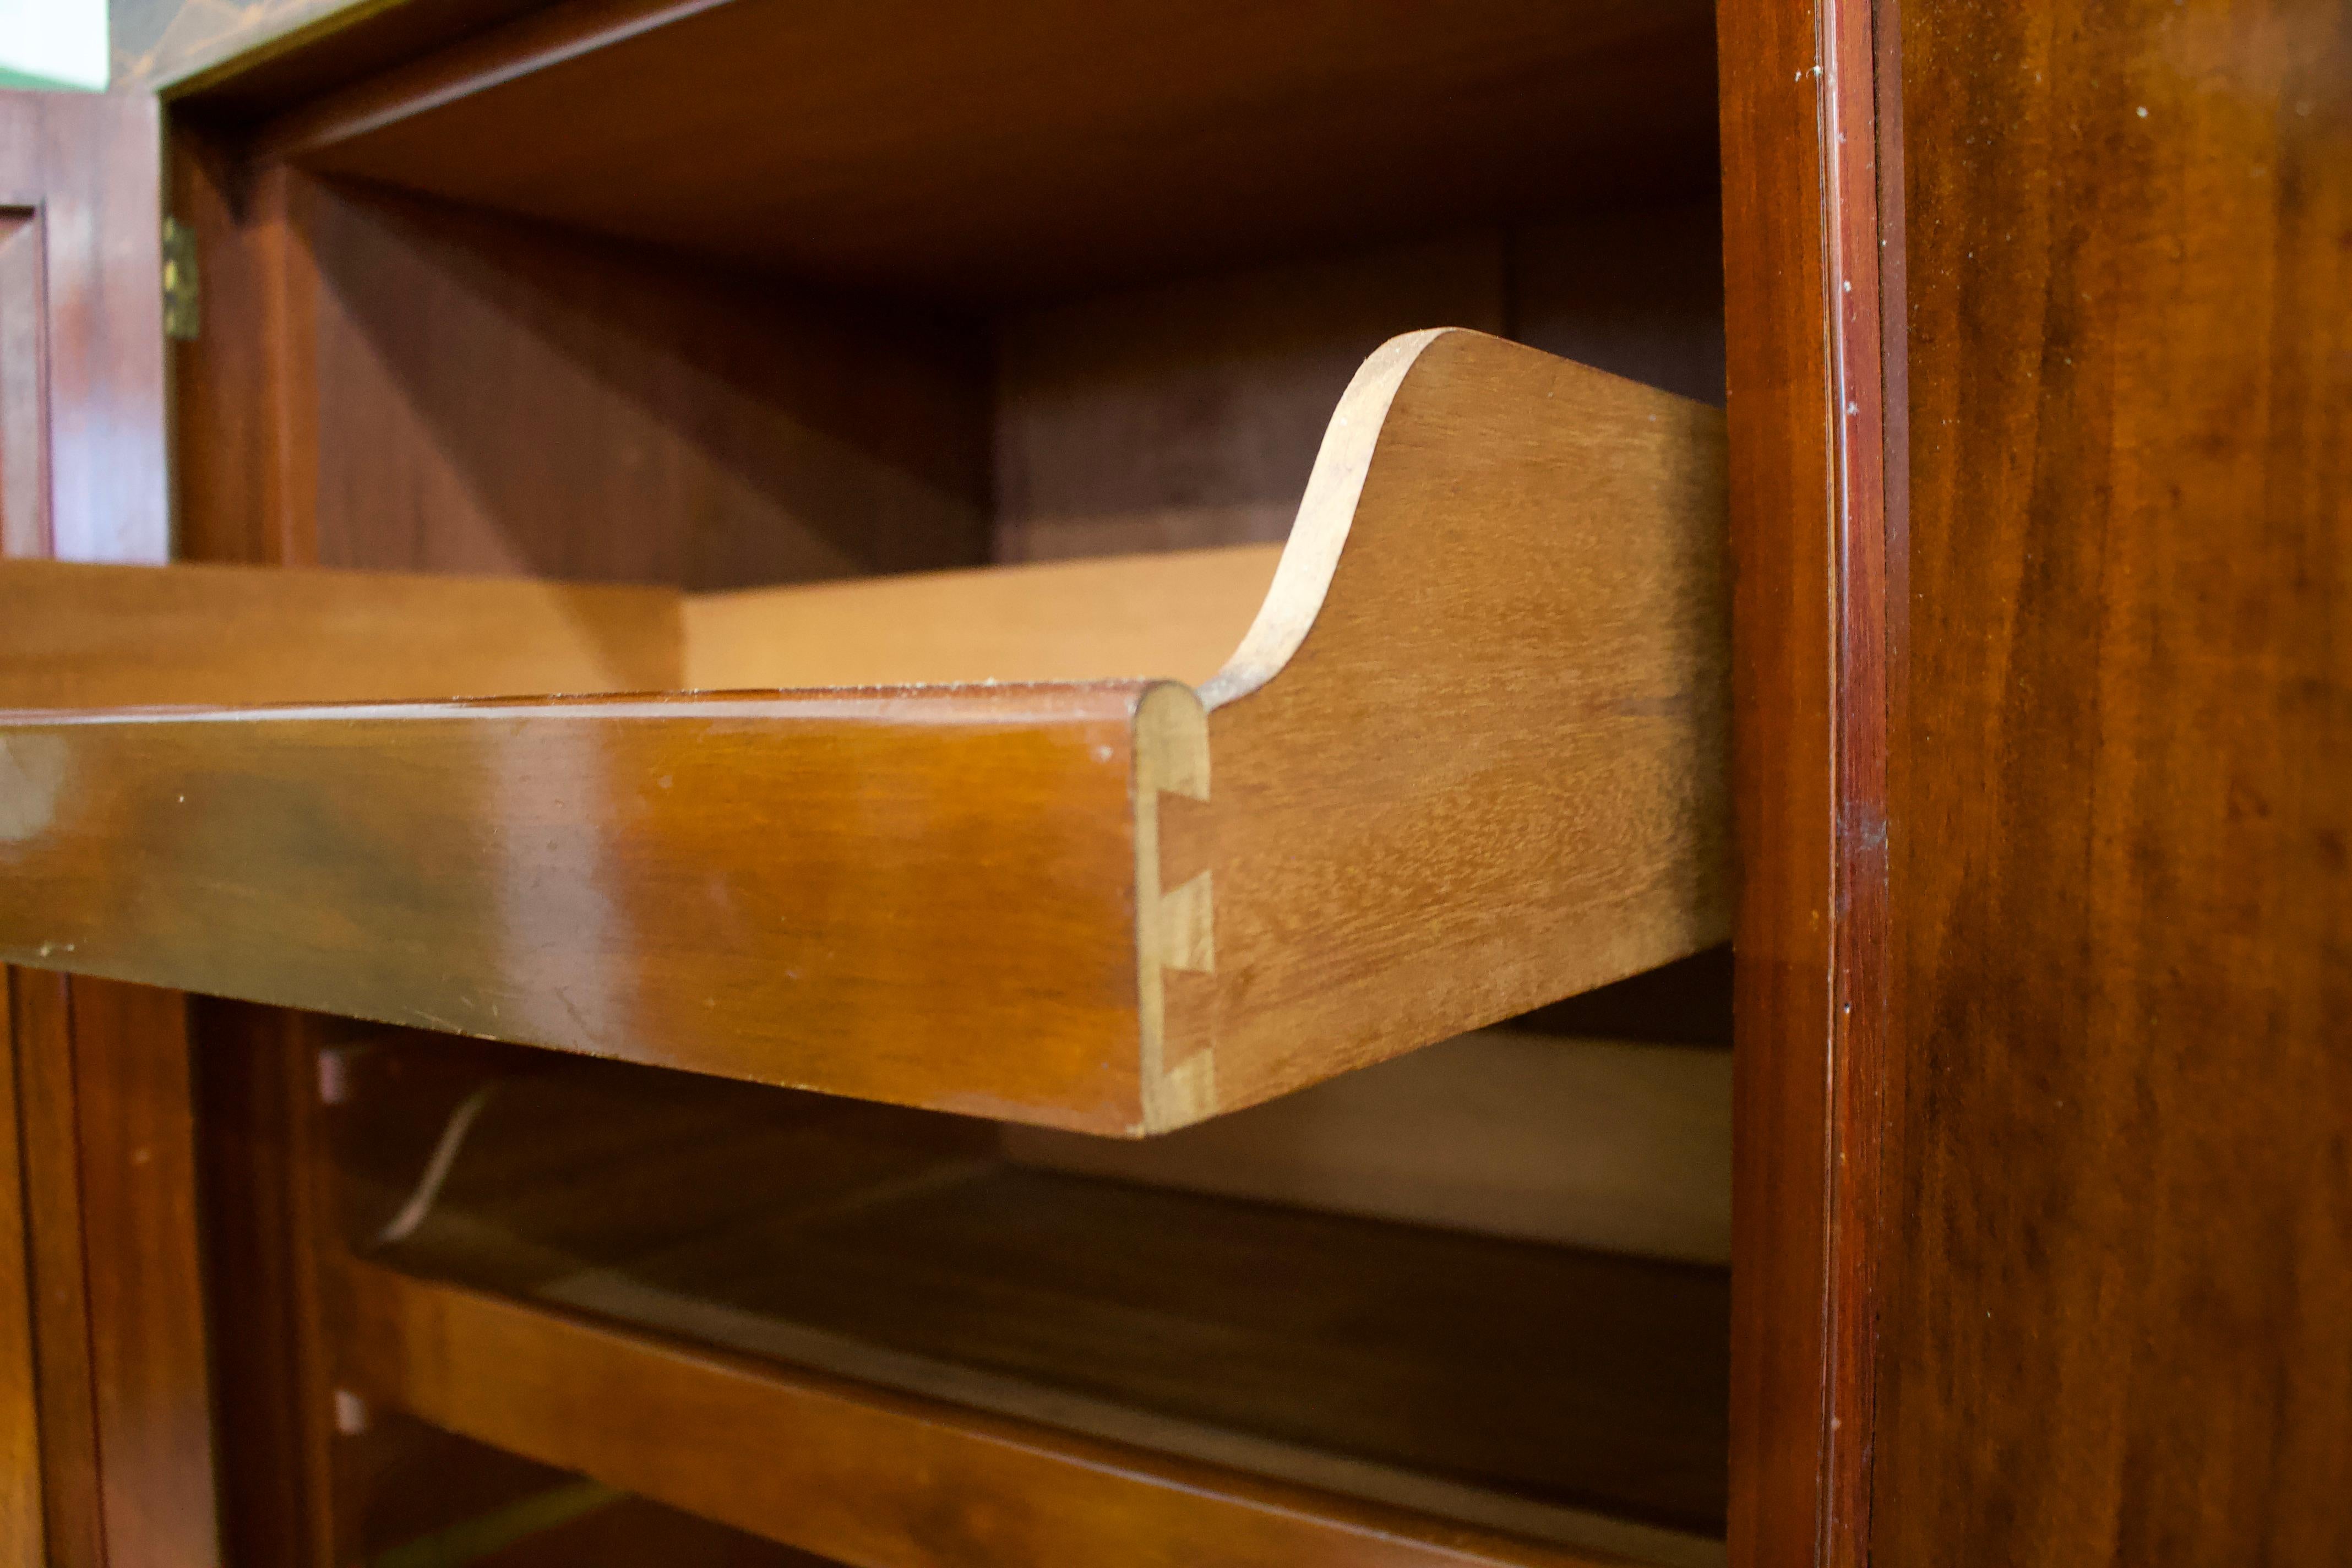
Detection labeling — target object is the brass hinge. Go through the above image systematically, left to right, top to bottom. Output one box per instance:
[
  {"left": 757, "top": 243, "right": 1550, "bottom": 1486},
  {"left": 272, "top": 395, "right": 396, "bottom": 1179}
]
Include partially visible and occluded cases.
[{"left": 161, "top": 216, "right": 199, "bottom": 341}]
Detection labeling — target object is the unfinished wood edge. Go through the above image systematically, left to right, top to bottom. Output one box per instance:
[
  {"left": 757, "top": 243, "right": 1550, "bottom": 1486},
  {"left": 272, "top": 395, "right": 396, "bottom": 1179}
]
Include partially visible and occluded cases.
[
  {"left": 1196, "top": 328, "right": 1449, "bottom": 709},
  {"left": 1133, "top": 681, "right": 1213, "bottom": 1135}
]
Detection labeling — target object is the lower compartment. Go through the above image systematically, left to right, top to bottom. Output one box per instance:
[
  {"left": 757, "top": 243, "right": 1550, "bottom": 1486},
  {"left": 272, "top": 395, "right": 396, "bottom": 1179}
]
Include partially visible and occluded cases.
[{"left": 325, "top": 1033, "right": 1730, "bottom": 1567}]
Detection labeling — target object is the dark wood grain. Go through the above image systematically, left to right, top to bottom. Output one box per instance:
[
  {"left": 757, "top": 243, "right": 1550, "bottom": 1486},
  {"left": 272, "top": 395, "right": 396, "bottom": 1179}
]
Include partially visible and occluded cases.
[
  {"left": 243, "top": 0, "right": 1718, "bottom": 302},
  {"left": 1716, "top": 0, "right": 1898, "bottom": 1562},
  {"left": 1876, "top": 0, "right": 2352, "bottom": 1561},
  {"left": 0, "top": 90, "right": 169, "bottom": 565},
  {"left": 172, "top": 147, "right": 991, "bottom": 586},
  {"left": 298, "top": 180, "right": 989, "bottom": 587},
  {"left": 10, "top": 970, "right": 106, "bottom": 1567},
  {"left": 0, "top": 974, "right": 42, "bottom": 1564},
  {"left": 66, "top": 980, "right": 224, "bottom": 1568},
  {"left": 191, "top": 1002, "right": 341, "bottom": 1568},
  {"left": 325, "top": 1039, "right": 1723, "bottom": 1556},
  {"left": 340, "top": 1259, "right": 1642, "bottom": 1568}
]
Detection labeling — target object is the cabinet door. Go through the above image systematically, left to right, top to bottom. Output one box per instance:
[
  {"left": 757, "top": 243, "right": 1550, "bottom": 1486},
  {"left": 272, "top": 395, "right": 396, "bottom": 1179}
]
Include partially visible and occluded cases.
[
  {"left": 2, "top": 86, "right": 215, "bottom": 1568},
  {"left": 0, "top": 89, "right": 168, "bottom": 563}
]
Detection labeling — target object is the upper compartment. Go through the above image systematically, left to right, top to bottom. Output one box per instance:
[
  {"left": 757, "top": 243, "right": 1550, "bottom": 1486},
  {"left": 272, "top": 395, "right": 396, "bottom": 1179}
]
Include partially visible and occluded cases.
[
  {"left": 165, "top": 0, "right": 1727, "bottom": 586},
  {"left": 222, "top": 0, "right": 1720, "bottom": 302}
]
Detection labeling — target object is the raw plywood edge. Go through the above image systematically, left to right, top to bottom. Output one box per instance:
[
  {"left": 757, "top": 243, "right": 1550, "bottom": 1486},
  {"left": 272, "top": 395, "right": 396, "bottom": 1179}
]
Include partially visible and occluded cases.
[
  {"left": 1197, "top": 329, "right": 1442, "bottom": 707},
  {"left": 1133, "top": 680, "right": 1213, "bottom": 1134}
]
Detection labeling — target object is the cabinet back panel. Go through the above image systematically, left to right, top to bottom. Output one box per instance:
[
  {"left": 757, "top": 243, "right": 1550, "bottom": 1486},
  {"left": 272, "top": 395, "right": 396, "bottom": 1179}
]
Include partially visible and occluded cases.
[
  {"left": 305, "top": 182, "right": 992, "bottom": 587},
  {"left": 993, "top": 203, "right": 1725, "bottom": 563}
]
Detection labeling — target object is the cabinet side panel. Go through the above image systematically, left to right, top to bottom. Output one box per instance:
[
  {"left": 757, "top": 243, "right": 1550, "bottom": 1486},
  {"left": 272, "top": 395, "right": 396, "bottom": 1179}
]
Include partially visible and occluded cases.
[{"left": 1881, "top": 0, "right": 2352, "bottom": 1561}]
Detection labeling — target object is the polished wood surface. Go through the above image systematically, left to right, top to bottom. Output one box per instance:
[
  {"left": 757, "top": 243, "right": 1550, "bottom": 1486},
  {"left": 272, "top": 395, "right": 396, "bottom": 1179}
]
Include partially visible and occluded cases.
[
  {"left": 244, "top": 0, "right": 1716, "bottom": 301},
  {"left": 1716, "top": 0, "right": 1898, "bottom": 1560},
  {"left": 1875, "top": 0, "right": 2352, "bottom": 1561},
  {"left": 0, "top": 91, "right": 168, "bottom": 565},
  {"left": 3, "top": 331, "right": 1727, "bottom": 1134},
  {"left": 0, "top": 559, "right": 678, "bottom": 708},
  {"left": 0, "top": 684, "right": 1151, "bottom": 1131},
  {"left": 8, "top": 973, "right": 104, "bottom": 1567},
  {"left": 0, "top": 977, "right": 41, "bottom": 1564},
  {"left": 66, "top": 981, "right": 224, "bottom": 1567},
  {"left": 192, "top": 1003, "right": 342, "bottom": 1568},
  {"left": 328, "top": 1043, "right": 1724, "bottom": 1555},
  {"left": 340, "top": 1260, "right": 1638, "bottom": 1568}
]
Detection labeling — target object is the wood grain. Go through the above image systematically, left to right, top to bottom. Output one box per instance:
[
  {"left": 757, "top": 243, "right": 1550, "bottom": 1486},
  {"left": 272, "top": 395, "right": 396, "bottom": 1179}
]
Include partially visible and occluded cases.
[
  {"left": 245, "top": 0, "right": 1718, "bottom": 301},
  {"left": 1715, "top": 0, "right": 1897, "bottom": 1560},
  {"left": 1876, "top": 0, "right": 2352, "bottom": 1561},
  {"left": 0, "top": 90, "right": 169, "bottom": 565},
  {"left": 299, "top": 180, "right": 989, "bottom": 587},
  {"left": 1186, "top": 329, "right": 1731, "bottom": 1120},
  {"left": 1, "top": 330, "right": 1726, "bottom": 1135},
  {"left": 684, "top": 545, "right": 1279, "bottom": 690},
  {"left": 0, "top": 558, "right": 679, "bottom": 709},
  {"left": 0, "top": 685, "right": 1155, "bottom": 1131},
  {"left": 8, "top": 971, "right": 104, "bottom": 1567},
  {"left": 0, "top": 974, "right": 42, "bottom": 1565},
  {"left": 66, "top": 980, "right": 224, "bottom": 1567},
  {"left": 190, "top": 1002, "right": 342, "bottom": 1568},
  {"left": 1005, "top": 1030, "right": 1734, "bottom": 1264},
  {"left": 322, "top": 1037, "right": 1724, "bottom": 1551},
  {"left": 520, "top": 1172, "right": 1728, "bottom": 1560},
  {"left": 339, "top": 1259, "right": 1643, "bottom": 1568}
]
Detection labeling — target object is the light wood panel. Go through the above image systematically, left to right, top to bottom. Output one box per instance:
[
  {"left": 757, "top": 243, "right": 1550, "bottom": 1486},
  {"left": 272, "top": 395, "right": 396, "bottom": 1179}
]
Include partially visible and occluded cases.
[
  {"left": 1180, "top": 329, "right": 1730, "bottom": 1121},
  {"left": 684, "top": 545, "right": 1278, "bottom": 690},
  {"left": 0, "top": 558, "right": 679, "bottom": 708},
  {"left": 1006, "top": 1030, "right": 1733, "bottom": 1264},
  {"left": 340, "top": 1261, "right": 1637, "bottom": 1568}
]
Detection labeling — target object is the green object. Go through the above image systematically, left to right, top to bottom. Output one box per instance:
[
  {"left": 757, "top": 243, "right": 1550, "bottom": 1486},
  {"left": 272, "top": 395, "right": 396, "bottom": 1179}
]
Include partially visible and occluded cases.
[{"left": 371, "top": 1479, "right": 625, "bottom": 1568}]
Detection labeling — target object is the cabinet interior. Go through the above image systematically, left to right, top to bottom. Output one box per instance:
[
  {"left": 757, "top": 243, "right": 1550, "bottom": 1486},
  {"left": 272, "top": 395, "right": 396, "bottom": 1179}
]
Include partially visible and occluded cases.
[{"left": 165, "top": 1, "right": 1736, "bottom": 1560}]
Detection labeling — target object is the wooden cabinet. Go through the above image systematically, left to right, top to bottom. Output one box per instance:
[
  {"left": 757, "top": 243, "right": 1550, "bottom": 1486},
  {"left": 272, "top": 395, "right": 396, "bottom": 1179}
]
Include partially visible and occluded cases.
[{"left": 3, "top": 0, "right": 2348, "bottom": 1564}]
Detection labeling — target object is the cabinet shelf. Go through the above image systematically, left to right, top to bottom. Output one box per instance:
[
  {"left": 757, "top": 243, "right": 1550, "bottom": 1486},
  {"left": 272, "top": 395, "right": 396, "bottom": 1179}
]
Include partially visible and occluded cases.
[
  {"left": 0, "top": 329, "right": 1726, "bottom": 1133},
  {"left": 334, "top": 1050, "right": 1728, "bottom": 1568}
]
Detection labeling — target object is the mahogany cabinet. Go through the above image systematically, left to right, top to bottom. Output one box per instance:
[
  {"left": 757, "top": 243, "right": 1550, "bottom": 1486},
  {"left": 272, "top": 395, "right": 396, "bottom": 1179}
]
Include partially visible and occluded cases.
[{"left": 2, "top": 0, "right": 2347, "bottom": 1564}]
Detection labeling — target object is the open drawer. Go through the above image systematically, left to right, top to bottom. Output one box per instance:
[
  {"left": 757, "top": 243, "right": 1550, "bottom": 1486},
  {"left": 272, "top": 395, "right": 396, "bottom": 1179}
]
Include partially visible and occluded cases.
[{"left": 0, "top": 329, "right": 1725, "bottom": 1134}]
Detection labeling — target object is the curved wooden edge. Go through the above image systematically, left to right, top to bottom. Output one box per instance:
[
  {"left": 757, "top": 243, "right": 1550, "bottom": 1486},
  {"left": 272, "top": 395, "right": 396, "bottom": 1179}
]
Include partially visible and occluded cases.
[
  {"left": 1152, "top": 328, "right": 1733, "bottom": 1129},
  {"left": 1200, "top": 329, "right": 1447, "bottom": 707}
]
